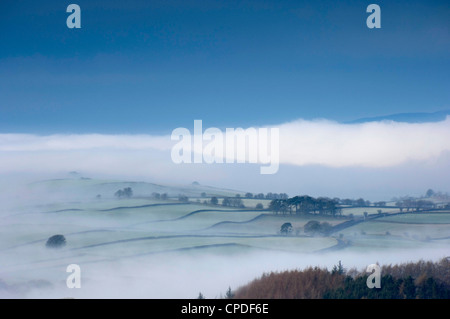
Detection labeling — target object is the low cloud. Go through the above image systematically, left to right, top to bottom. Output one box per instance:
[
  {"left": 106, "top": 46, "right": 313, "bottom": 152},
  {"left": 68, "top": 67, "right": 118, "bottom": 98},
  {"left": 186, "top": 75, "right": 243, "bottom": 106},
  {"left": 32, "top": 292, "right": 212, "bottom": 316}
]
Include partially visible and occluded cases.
[
  {"left": 1, "top": 117, "right": 450, "bottom": 175},
  {"left": 278, "top": 117, "right": 450, "bottom": 167},
  {"left": 0, "top": 134, "right": 170, "bottom": 152}
]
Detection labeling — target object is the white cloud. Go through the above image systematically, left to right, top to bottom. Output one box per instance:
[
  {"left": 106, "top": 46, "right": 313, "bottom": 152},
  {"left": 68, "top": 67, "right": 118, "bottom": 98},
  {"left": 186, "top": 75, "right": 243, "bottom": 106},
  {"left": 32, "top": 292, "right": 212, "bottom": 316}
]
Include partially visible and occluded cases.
[
  {"left": 0, "top": 117, "right": 450, "bottom": 176},
  {"left": 277, "top": 117, "right": 450, "bottom": 167},
  {"left": 0, "top": 134, "right": 171, "bottom": 152}
]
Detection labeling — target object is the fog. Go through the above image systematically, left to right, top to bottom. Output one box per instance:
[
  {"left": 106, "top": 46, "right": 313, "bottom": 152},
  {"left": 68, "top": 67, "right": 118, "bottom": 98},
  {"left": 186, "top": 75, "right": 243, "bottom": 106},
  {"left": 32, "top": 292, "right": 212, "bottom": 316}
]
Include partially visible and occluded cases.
[
  {"left": 0, "top": 117, "right": 449, "bottom": 297},
  {"left": 1, "top": 117, "right": 450, "bottom": 200},
  {"left": 2, "top": 117, "right": 450, "bottom": 169},
  {"left": 0, "top": 176, "right": 448, "bottom": 299},
  {"left": 2, "top": 242, "right": 448, "bottom": 299}
]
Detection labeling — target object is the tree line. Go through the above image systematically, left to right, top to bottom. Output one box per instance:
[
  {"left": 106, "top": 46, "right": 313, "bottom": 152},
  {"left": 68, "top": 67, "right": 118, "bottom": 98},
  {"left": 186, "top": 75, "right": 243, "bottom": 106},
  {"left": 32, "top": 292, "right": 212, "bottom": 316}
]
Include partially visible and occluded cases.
[
  {"left": 244, "top": 192, "right": 289, "bottom": 200},
  {"left": 269, "top": 195, "right": 342, "bottom": 217},
  {"left": 233, "top": 258, "right": 450, "bottom": 299}
]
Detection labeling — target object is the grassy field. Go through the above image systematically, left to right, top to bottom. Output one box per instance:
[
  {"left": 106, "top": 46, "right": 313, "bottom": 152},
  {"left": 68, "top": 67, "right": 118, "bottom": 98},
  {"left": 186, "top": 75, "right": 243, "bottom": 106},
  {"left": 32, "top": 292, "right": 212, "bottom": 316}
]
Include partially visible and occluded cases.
[
  {"left": 334, "top": 212, "right": 450, "bottom": 253},
  {"left": 377, "top": 212, "right": 450, "bottom": 224}
]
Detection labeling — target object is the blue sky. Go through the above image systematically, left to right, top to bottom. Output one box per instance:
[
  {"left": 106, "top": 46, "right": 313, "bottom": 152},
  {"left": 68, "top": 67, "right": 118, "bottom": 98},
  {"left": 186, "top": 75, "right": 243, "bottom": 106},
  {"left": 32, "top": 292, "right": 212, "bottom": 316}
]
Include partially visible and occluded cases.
[
  {"left": 0, "top": 0, "right": 449, "bottom": 134},
  {"left": 0, "top": 1, "right": 449, "bottom": 199}
]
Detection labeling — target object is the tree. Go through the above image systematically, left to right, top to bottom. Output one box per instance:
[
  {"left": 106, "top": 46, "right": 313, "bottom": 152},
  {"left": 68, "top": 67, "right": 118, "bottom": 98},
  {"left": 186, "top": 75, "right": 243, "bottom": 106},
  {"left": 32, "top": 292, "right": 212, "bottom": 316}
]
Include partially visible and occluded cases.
[
  {"left": 115, "top": 187, "right": 133, "bottom": 198},
  {"left": 123, "top": 187, "right": 133, "bottom": 197},
  {"left": 426, "top": 189, "right": 435, "bottom": 198},
  {"left": 151, "top": 192, "right": 161, "bottom": 199},
  {"left": 201, "top": 192, "right": 207, "bottom": 198},
  {"left": 245, "top": 192, "right": 253, "bottom": 199},
  {"left": 161, "top": 193, "right": 168, "bottom": 200},
  {"left": 178, "top": 195, "right": 189, "bottom": 202},
  {"left": 210, "top": 197, "right": 218, "bottom": 205},
  {"left": 222, "top": 197, "right": 231, "bottom": 207},
  {"left": 222, "top": 197, "right": 244, "bottom": 208},
  {"left": 234, "top": 197, "right": 245, "bottom": 208},
  {"left": 342, "top": 198, "right": 353, "bottom": 206},
  {"left": 355, "top": 198, "right": 366, "bottom": 206},
  {"left": 269, "top": 199, "right": 281, "bottom": 214},
  {"left": 256, "top": 203, "right": 263, "bottom": 210},
  {"left": 304, "top": 220, "right": 321, "bottom": 234},
  {"left": 304, "top": 220, "right": 332, "bottom": 235},
  {"left": 280, "top": 222, "right": 293, "bottom": 235},
  {"left": 320, "top": 222, "right": 332, "bottom": 234},
  {"left": 46, "top": 234, "right": 66, "bottom": 249},
  {"left": 332, "top": 261, "right": 345, "bottom": 275},
  {"left": 401, "top": 276, "right": 416, "bottom": 299},
  {"left": 225, "top": 287, "right": 234, "bottom": 299},
  {"left": 197, "top": 292, "right": 205, "bottom": 299}
]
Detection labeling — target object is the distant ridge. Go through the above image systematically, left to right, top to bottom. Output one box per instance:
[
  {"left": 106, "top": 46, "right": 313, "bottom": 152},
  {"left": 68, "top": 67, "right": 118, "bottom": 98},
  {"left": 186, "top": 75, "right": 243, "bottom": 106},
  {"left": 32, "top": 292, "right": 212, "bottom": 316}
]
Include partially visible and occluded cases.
[{"left": 347, "top": 110, "right": 450, "bottom": 124}]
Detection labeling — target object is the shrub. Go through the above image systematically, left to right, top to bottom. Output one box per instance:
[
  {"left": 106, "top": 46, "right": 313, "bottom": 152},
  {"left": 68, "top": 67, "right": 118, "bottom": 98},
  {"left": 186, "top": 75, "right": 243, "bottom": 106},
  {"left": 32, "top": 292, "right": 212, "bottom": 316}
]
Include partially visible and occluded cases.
[
  {"left": 115, "top": 187, "right": 133, "bottom": 198},
  {"left": 304, "top": 221, "right": 332, "bottom": 236},
  {"left": 280, "top": 222, "right": 293, "bottom": 235},
  {"left": 46, "top": 234, "right": 66, "bottom": 249}
]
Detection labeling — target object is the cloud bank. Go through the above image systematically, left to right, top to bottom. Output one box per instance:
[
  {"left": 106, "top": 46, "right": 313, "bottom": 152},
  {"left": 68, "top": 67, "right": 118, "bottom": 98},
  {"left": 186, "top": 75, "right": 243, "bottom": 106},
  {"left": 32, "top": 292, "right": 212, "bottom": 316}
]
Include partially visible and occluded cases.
[
  {"left": 1, "top": 117, "right": 450, "bottom": 175},
  {"left": 278, "top": 117, "right": 450, "bottom": 167}
]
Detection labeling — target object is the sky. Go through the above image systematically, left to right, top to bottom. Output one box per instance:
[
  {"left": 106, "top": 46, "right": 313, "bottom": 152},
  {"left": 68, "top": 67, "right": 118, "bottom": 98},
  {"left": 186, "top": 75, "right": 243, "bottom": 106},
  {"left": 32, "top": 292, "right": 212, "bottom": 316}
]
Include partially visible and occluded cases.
[
  {"left": 0, "top": 0, "right": 449, "bottom": 199},
  {"left": 0, "top": 0, "right": 449, "bottom": 134}
]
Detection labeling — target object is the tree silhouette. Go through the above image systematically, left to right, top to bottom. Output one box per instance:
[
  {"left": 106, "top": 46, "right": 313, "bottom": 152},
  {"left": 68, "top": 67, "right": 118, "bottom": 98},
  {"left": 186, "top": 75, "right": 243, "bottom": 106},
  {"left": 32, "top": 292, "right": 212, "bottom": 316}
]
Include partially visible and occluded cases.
[
  {"left": 115, "top": 187, "right": 133, "bottom": 198},
  {"left": 210, "top": 197, "right": 218, "bottom": 205},
  {"left": 280, "top": 222, "right": 293, "bottom": 235},
  {"left": 46, "top": 234, "right": 66, "bottom": 249},
  {"left": 225, "top": 287, "right": 234, "bottom": 299},
  {"left": 197, "top": 292, "right": 205, "bottom": 299}
]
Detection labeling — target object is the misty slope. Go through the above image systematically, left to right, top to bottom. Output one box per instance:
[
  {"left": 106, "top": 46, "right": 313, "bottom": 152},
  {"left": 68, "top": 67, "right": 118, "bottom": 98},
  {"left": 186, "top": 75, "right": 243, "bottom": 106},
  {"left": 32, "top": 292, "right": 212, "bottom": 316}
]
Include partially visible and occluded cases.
[
  {"left": 347, "top": 110, "right": 450, "bottom": 124},
  {"left": 0, "top": 177, "right": 449, "bottom": 298},
  {"left": 27, "top": 177, "right": 244, "bottom": 201}
]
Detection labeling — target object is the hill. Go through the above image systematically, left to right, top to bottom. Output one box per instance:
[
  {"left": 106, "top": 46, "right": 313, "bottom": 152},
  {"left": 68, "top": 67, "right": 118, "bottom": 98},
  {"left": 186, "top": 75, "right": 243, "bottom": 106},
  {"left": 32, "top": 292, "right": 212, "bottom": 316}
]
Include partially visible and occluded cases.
[
  {"left": 346, "top": 110, "right": 450, "bottom": 124},
  {"left": 234, "top": 258, "right": 450, "bottom": 299}
]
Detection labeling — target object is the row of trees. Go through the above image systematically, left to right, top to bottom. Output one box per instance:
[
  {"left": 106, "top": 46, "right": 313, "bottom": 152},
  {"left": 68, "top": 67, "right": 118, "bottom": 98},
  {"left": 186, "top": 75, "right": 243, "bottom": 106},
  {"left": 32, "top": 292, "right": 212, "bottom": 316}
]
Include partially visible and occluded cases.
[
  {"left": 114, "top": 187, "right": 133, "bottom": 198},
  {"left": 114, "top": 188, "right": 443, "bottom": 213},
  {"left": 151, "top": 192, "right": 168, "bottom": 200},
  {"left": 244, "top": 192, "right": 289, "bottom": 200},
  {"left": 269, "top": 195, "right": 342, "bottom": 217},
  {"left": 221, "top": 197, "right": 245, "bottom": 208},
  {"left": 339, "top": 198, "right": 371, "bottom": 206},
  {"left": 280, "top": 221, "right": 333, "bottom": 236},
  {"left": 234, "top": 258, "right": 450, "bottom": 299},
  {"left": 324, "top": 275, "right": 450, "bottom": 299}
]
